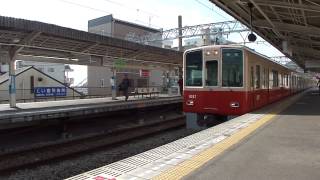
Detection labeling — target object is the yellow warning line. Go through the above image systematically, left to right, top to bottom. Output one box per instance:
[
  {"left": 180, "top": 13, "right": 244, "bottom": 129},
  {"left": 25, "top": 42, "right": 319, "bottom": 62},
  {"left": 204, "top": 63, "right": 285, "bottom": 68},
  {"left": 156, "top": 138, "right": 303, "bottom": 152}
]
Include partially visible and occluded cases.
[{"left": 152, "top": 93, "right": 303, "bottom": 180}]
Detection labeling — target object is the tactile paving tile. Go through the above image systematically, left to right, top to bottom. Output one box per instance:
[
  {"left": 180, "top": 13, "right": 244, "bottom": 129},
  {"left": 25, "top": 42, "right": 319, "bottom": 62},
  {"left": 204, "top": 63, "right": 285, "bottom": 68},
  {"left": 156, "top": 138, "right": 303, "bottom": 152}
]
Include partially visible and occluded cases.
[
  {"left": 145, "top": 148, "right": 174, "bottom": 157},
  {"left": 134, "top": 152, "right": 162, "bottom": 161},
  {"left": 119, "top": 157, "right": 150, "bottom": 167},
  {"left": 155, "top": 157, "right": 186, "bottom": 166},
  {"left": 102, "top": 162, "right": 137, "bottom": 174},
  {"left": 141, "top": 162, "right": 175, "bottom": 172},
  {"left": 86, "top": 167, "right": 122, "bottom": 177},
  {"left": 127, "top": 167, "right": 162, "bottom": 179},
  {"left": 85, "top": 168, "right": 106, "bottom": 176},
  {"left": 116, "top": 174, "right": 146, "bottom": 180}
]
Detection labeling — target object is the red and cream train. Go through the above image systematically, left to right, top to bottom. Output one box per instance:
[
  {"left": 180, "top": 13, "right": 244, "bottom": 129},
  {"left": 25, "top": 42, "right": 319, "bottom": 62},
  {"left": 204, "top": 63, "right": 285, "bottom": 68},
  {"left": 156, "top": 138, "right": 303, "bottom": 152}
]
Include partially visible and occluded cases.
[{"left": 183, "top": 45, "right": 313, "bottom": 117}]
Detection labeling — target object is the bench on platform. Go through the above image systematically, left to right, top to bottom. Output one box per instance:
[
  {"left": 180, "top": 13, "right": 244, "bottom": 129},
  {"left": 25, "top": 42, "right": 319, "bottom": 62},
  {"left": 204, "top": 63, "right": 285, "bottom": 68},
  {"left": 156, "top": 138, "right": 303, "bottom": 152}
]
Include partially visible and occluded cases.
[{"left": 132, "top": 87, "right": 160, "bottom": 98}]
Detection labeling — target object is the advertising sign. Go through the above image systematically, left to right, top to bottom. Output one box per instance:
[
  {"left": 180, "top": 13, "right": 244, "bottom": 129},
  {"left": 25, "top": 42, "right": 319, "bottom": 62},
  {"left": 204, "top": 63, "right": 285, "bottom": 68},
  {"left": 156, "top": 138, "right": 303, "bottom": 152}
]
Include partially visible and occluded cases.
[{"left": 140, "top": 69, "right": 150, "bottom": 77}]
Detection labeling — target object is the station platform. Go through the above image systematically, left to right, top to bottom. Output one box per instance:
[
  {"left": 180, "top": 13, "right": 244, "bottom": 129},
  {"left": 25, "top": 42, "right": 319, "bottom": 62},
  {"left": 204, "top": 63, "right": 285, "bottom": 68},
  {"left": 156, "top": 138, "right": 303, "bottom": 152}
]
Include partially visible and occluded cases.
[
  {"left": 67, "top": 88, "right": 320, "bottom": 180},
  {"left": 0, "top": 95, "right": 182, "bottom": 129}
]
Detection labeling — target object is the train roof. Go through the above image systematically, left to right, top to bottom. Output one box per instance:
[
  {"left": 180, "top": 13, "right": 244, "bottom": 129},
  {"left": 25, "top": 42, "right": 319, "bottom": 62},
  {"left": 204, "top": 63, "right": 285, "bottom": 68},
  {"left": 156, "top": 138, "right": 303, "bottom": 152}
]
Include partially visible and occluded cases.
[{"left": 184, "top": 45, "right": 294, "bottom": 72}]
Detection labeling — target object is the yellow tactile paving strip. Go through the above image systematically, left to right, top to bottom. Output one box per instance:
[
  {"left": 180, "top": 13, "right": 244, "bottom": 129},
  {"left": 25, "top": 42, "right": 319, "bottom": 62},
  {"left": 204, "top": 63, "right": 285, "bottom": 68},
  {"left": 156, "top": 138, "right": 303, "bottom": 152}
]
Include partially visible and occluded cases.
[{"left": 152, "top": 93, "right": 303, "bottom": 180}]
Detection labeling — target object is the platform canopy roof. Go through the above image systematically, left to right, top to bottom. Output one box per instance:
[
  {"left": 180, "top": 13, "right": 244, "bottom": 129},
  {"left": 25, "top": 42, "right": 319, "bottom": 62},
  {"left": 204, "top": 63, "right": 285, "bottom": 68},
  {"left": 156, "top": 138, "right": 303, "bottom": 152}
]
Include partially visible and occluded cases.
[
  {"left": 210, "top": 0, "right": 320, "bottom": 72},
  {"left": 0, "top": 16, "right": 182, "bottom": 69}
]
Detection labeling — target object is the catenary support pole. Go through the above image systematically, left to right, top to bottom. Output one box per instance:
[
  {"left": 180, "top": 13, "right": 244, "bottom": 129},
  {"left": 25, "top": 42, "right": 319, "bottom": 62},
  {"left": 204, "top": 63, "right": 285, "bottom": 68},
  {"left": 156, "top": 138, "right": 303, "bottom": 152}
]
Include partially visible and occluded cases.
[
  {"left": 178, "top": 15, "right": 183, "bottom": 52},
  {"left": 9, "top": 52, "right": 16, "bottom": 108},
  {"left": 111, "top": 68, "right": 117, "bottom": 100}
]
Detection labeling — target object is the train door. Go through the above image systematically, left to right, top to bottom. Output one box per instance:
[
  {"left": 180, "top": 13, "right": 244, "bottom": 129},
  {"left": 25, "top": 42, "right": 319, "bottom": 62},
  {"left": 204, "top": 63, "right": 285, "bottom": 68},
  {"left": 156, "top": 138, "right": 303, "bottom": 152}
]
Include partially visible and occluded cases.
[
  {"left": 204, "top": 60, "right": 218, "bottom": 110},
  {"left": 205, "top": 60, "right": 218, "bottom": 87},
  {"left": 254, "top": 65, "right": 261, "bottom": 108},
  {"left": 250, "top": 66, "right": 255, "bottom": 110},
  {"left": 266, "top": 68, "right": 270, "bottom": 103}
]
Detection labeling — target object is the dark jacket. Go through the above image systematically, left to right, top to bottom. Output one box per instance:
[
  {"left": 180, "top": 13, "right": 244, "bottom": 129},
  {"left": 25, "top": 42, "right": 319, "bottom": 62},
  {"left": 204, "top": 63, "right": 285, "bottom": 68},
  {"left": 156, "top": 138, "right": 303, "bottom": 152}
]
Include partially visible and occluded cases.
[{"left": 120, "top": 78, "right": 130, "bottom": 90}]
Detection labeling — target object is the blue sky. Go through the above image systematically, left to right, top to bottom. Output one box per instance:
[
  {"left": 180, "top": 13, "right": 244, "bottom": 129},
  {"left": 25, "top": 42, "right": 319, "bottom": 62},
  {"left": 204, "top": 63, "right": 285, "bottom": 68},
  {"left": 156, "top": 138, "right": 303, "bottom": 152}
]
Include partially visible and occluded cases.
[{"left": 0, "top": 0, "right": 284, "bottom": 85}]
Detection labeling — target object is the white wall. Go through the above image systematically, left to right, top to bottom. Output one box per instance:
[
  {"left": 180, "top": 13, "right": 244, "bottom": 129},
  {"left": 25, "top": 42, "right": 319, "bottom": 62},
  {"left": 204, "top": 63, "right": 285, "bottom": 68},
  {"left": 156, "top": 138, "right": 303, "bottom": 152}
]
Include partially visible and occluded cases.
[
  {"left": 17, "top": 61, "right": 66, "bottom": 82},
  {"left": 87, "top": 66, "right": 113, "bottom": 96},
  {"left": 0, "top": 68, "right": 81, "bottom": 102}
]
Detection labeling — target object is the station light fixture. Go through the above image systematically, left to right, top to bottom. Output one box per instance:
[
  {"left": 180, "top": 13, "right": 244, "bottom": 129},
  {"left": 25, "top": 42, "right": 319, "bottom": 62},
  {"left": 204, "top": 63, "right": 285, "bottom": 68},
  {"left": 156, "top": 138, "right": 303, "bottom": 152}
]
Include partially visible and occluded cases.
[{"left": 247, "top": 2, "right": 257, "bottom": 42}]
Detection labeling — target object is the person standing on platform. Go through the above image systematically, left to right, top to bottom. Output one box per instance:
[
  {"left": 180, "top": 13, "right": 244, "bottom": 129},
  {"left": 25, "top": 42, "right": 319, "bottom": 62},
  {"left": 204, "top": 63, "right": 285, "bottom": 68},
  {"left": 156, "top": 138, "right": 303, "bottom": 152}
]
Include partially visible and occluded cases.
[
  {"left": 119, "top": 74, "right": 131, "bottom": 101},
  {"left": 178, "top": 76, "right": 183, "bottom": 96}
]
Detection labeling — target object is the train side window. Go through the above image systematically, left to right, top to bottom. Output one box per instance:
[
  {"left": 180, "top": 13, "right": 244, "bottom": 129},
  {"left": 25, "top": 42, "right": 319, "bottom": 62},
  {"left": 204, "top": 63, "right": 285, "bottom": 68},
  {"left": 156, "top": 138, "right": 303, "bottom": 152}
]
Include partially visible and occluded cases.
[
  {"left": 221, "top": 49, "right": 243, "bottom": 87},
  {"left": 206, "top": 61, "right": 218, "bottom": 86},
  {"left": 255, "top": 65, "right": 260, "bottom": 89},
  {"left": 250, "top": 66, "right": 254, "bottom": 88},
  {"left": 262, "top": 68, "right": 266, "bottom": 89},
  {"left": 265, "top": 68, "right": 269, "bottom": 89},
  {"left": 269, "top": 69, "right": 273, "bottom": 89},
  {"left": 272, "top": 70, "right": 278, "bottom": 87},
  {"left": 283, "top": 74, "right": 286, "bottom": 87}
]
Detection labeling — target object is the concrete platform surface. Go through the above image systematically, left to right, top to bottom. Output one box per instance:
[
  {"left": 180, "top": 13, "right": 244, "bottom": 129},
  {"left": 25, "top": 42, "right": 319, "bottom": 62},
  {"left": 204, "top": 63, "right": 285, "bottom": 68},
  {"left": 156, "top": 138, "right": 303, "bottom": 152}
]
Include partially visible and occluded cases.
[
  {"left": 66, "top": 88, "right": 318, "bottom": 180},
  {"left": 184, "top": 90, "right": 320, "bottom": 180},
  {"left": 0, "top": 94, "right": 179, "bottom": 113}
]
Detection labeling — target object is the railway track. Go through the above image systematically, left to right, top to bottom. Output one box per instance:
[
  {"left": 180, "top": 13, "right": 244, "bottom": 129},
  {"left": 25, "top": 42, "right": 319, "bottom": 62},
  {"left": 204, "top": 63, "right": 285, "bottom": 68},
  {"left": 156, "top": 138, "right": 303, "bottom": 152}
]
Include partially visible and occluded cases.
[{"left": 0, "top": 115, "right": 185, "bottom": 174}]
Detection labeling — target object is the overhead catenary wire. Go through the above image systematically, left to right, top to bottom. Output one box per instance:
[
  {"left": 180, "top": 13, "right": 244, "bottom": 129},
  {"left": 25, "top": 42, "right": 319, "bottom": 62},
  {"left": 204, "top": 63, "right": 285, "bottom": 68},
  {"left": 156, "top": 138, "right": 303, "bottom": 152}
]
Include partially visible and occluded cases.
[
  {"left": 58, "top": 0, "right": 111, "bottom": 14},
  {"left": 101, "top": 0, "right": 159, "bottom": 18},
  {"left": 194, "top": 0, "right": 230, "bottom": 20}
]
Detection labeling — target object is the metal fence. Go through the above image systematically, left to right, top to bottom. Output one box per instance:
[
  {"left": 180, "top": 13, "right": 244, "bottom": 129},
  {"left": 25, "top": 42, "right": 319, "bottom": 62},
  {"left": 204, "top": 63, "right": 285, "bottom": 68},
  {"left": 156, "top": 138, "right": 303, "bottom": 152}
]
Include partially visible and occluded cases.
[{"left": 0, "top": 86, "right": 179, "bottom": 104}]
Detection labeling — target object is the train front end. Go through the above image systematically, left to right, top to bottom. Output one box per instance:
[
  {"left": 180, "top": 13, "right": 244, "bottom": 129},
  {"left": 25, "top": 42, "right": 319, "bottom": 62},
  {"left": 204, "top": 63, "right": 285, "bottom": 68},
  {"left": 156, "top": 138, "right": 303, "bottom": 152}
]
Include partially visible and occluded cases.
[{"left": 183, "top": 46, "right": 248, "bottom": 117}]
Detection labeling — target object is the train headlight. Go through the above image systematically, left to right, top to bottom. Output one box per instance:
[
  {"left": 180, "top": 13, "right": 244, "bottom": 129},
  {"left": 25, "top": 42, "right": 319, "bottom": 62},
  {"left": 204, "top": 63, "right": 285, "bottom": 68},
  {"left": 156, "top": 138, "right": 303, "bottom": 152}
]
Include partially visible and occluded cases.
[
  {"left": 213, "top": 50, "right": 219, "bottom": 55},
  {"left": 186, "top": 100, "right": 194, "bottom": 106},
  {"left": 230, "top": 102, "right": 240, "bottom": 108}
]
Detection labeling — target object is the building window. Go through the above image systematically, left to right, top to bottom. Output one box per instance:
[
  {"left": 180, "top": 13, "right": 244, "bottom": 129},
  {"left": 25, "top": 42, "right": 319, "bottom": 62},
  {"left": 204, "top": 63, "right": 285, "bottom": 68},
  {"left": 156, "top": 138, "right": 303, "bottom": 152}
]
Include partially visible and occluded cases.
[
  {"left": 48, "top": 68, "right": 55, "bottom": 72},
  {"left": 100, "top": 79, "right": 105, "bottom": 87}
]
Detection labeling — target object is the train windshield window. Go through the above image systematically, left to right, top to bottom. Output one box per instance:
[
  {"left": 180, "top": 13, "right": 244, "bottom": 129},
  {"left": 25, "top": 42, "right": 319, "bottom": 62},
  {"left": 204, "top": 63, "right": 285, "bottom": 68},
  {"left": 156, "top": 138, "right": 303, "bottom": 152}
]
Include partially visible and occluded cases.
[
  {"left": 222, "top": 49, "right": 243, "bottom": 87},
  {"left": 185, "top": 50, "right": 203, "bottom": 86},
  {"left": 206, "top": 61, "right": 218, "bottom": 86}
]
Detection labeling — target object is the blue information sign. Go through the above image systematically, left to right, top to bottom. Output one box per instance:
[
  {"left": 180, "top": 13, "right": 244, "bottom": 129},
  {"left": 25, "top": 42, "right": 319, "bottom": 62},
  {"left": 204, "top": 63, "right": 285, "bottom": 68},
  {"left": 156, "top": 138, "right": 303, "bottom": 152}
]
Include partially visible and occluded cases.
[{"left": 34, "top": 87, "right": 67, "bottom": 97}]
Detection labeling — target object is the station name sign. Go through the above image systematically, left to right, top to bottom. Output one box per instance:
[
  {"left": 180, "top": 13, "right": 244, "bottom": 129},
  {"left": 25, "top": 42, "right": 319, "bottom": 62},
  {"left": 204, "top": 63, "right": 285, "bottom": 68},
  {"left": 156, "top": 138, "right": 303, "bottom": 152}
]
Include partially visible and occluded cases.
[{"left": 34, "top": 87, "right": 67, "bottom": 97}]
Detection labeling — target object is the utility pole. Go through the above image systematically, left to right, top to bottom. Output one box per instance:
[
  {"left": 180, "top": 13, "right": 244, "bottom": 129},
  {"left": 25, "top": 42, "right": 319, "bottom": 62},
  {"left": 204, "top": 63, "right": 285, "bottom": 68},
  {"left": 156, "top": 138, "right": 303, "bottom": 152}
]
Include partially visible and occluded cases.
[{"left": 178, "top": 15, "right": 183, "bottom": 52}]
